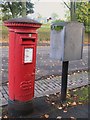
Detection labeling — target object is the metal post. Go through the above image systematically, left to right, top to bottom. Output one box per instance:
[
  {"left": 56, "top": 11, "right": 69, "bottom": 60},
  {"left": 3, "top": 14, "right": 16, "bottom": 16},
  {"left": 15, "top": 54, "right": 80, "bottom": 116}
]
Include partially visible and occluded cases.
[{"left": 61, "top": 61, "right": 69, "bottom": 102}]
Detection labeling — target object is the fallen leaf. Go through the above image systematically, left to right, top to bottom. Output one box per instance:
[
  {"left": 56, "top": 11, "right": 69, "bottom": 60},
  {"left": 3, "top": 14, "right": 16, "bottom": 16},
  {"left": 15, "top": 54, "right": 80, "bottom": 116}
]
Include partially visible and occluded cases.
[
  {"left": 1, "top": 69, "right": 4, "bottom": 71},
  {"left": 85, "top": 71, "right": 87, "bottom": 73},
  {"left": 73, "top": 72, "right": 76, "bottom": 75},
  {"left": 52, "top": 75, "right": 54, "bottom": 77},
  {"left": 50, "top": 76, "right": 52, "bottom": 79},
  {"left": 7, "top": 82, "right": 9, "bottom": 85},
  {"left": 73, "top": 89, "right": 77, "bottom": 92},
  {"left": 67, "top": 90, "right": 69, "bottom": 94},
  {"left": 54, "top": 93, "right": 57, "bottom": 95},
  {"left": 67, "top": 93, "right": 71, "bottom": 98},
  {"left": 46, "top": 94, "right": 49, "bottom": 97},
  {"left": 52, "top": 102, "right": 55, "bottom": 105},
  {"left": 68, "top": 102, "right": 71, "bottom": 105},
  {"left": 72, "top": 102, "right": 77, "bottom": 106},
  {"left": 78, "top": 102, "right": 83, "bottom": 105},
  {"left": 62, "top": 103, "right": 67, "bottom": 107},
  {"left": 66, "top": 103, "right": 69, "bottom": 107},
  {"left": 57, "top": 106, "right": 62, "bottom": 110},
  {"left": 63, "top": 108, "right": 67, "bottom": 113},
  {"left": 44, "top": 114, "right": 49, "bottom": 118},
  {"left": 3, "top": 115, "right": 8, "bottom": 118},
  {"left": 57, "top": 116, "right": 62, "bottom": 119},
  {"left": 70, "top": 116, "right": 76, "bottom": 120}
]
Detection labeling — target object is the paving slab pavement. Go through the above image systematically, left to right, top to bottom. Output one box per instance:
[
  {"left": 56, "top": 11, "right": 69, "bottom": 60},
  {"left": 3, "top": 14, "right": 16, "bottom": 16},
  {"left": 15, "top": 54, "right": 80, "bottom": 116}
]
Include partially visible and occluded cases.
[{"left": 0, "top": 70, "right": 89, "bottom": 107}]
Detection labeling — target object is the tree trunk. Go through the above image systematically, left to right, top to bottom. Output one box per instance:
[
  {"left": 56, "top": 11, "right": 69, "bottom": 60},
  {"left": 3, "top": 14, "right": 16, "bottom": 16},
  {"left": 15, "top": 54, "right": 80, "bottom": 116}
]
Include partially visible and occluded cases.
[
  {"left": 21, "top": 0, "right": 26, "bottom": 17},
  {"left": 70, "top": 2, "right": 76, "bottom": 21}
]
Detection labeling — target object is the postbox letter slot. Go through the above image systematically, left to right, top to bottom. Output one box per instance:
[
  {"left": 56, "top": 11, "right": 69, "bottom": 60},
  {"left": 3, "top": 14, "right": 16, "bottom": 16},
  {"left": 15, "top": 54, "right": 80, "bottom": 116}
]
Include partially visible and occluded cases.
[
  {"left": 21, "top": 38, "right": 35, "bottom": 45},
  {"left": 22, "top": 38, "right": 35, "bottom": 42}
]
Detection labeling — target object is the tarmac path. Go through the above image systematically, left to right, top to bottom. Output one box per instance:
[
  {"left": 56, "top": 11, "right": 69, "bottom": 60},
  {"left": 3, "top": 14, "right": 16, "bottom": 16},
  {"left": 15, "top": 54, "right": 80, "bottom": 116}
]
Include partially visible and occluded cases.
[{"left": 0, "top": 45, "right": 89, "bottom": 84}]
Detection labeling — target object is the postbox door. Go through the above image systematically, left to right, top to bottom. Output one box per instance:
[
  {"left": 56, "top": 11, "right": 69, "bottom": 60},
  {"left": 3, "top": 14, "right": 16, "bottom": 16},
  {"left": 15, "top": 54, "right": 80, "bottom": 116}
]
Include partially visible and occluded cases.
[{"left": 14, "top": 33, "right": 37, "bottom": 102}]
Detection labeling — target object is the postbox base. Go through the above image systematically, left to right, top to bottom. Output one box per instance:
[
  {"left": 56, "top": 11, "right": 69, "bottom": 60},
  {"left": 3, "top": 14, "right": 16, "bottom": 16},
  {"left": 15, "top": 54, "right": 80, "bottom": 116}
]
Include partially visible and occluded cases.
[{"left": 8, "top": 99, "right": 33, "bottom": 117}]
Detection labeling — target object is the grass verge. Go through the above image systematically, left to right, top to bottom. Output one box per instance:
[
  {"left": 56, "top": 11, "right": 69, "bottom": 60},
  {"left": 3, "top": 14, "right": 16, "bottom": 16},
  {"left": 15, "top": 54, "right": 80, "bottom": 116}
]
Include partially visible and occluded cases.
[{"left": 1, "top": 24, "right": 89, "bottom": 44}]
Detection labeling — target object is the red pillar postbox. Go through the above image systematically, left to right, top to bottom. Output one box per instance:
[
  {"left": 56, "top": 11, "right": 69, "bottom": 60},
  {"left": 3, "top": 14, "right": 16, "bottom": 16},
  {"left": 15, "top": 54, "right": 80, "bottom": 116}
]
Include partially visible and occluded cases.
[{"left": 4, "top": 17, "right": 41, "bottom": 116}]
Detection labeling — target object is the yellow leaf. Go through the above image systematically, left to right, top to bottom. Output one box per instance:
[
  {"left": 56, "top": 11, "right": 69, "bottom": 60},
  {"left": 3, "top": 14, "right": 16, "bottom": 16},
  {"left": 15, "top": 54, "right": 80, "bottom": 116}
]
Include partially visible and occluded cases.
[
  {"left": 73, "top": 89, "right": 77, "bottom": 92},
  {"left": 67, "top": 93, "right": 71, "bottom": 97},
  {"left": 52, "top": 102, "right": 55, "bottom": 105},
  {"left": 68, "top": 102, "right": 71, "bottom": 105},
  {"left": 72, "top": 102, "right": 77, "bottom": 106},
  {"left": 78, "top": 102, "right": 82, "bottom": 105},
  {"left": 66, "top": 103, "right": 69, "bottom": 107},
  {"left": 57, "top": 106, "right": 62, "bottom": 110},
  {"left": 44, "top": 114, "right": 49, "bottom": 118},
  {"left": 4, "top": 115, "right": 8, "bottom": 118},
  {"left": 57, "top": 116, "right": 62, "bottom": 119},
  {"left": 70, "top": 116, "right": 76, "bottom": 120}
]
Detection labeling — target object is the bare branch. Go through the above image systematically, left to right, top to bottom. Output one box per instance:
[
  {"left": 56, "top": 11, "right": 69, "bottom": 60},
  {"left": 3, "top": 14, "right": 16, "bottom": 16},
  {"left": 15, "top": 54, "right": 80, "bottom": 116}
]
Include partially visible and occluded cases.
[{"left": 63, "top": 1, "right": 71, "bottom": 10}]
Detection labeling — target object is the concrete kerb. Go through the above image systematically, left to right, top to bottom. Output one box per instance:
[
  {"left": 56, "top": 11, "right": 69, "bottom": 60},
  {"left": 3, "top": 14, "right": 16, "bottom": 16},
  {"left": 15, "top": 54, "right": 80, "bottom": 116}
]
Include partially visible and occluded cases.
[
  {"left": 0, "top": 42, "right": 90, "bottom": 47},
  {"left": 36, "top": 67, "right": 88, "bottom": 81}
]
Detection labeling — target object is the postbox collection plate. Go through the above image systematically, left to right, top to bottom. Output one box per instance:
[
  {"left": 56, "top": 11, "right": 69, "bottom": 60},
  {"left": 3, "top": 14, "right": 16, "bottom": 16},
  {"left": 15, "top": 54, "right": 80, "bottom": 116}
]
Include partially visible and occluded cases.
[{"left": 24, "top": 48, "right": 33, "bottom": 63}]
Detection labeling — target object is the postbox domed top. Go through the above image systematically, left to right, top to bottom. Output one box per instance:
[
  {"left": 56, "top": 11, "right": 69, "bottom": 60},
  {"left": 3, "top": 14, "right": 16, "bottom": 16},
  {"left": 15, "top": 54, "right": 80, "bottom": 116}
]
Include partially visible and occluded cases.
[
  {"left": 4, "top": 17, "right": 42, "bottom": 28},
  {"left": 4, "top": 17, "right": 41, "bottom": 24}
]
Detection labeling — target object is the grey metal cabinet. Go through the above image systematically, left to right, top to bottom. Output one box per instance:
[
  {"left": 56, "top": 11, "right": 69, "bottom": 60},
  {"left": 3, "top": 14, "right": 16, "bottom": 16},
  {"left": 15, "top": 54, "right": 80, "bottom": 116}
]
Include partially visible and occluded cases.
[{"left": 50, "top": 21, "right": 84, "bottom": 61}]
